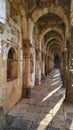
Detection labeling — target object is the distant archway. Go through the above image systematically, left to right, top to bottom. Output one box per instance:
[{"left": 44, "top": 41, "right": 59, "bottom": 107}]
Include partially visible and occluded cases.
[{"left": 54, "top": 55, "right": 60, "bottom": 68}]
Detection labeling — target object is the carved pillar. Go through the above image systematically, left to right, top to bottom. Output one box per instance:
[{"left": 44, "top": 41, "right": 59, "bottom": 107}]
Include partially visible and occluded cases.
[
  {"left": 65, "top": 0, "right": 73, "bottom": 103},
  {"left": 22, "top": 39, "right": 31, "bottom": 98},
  {"left": 66, "top": 44, "right": 73, "bottom": 103},
  {"left": 35, "top": 48, "right": 41, "bottom": 85},
  {"left": 62, "top": 49, "right": 67, "bottom": 88},
  {"left": 41, "top": 52, "right": 45, "bottom": 80},
  {"left": 45, "top": 54, "right": 48, "bottom": 76},
  {"left": 45, "top": 54, "right": 49, "bottom": 75},
  {"left": 60, "top": 54, "right": 63, "bottom": 79},
  {"left": 48, "top": 56, "right": 51, "bottom": 73}
]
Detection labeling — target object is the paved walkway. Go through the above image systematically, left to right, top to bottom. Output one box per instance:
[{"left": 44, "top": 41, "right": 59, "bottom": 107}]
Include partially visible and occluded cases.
[{"left": 6, "top": 69, "right": 73, "bottom": 130}]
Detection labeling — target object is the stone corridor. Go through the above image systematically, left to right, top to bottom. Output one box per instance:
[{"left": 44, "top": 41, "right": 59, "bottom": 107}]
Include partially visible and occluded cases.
[
  {"left": 1, "top": 1, "right": 73, "bottom": 130},
  {"left": 3, "top": 69, "right": 73, "bottom": 130}
]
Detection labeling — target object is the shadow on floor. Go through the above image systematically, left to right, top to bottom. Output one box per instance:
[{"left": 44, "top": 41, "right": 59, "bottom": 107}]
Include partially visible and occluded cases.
[{"left": 3, "top": 69, "right": 73, "bottom": 130}]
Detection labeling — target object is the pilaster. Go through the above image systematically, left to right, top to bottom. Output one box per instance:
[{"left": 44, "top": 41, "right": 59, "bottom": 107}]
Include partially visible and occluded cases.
[
  {"left": 66, "top": 10, "right": 73, "bottom": 102},
  {"left": 22, "top": 39, "right": 32, "bottom": 98},
  {"left": 66, "top": 44, "right": 73, "bottom": 103},
  {"left": 35, "top": 48, "right": 41, "bottom": 85},
  {"left": 62, "top": 48, "right": 67, "bottom": 88},
  {"left": 41, "top": 52, "right": 45, "bottom": 80},
  {"left": 60, "top": 54, "right": 63, "bottom": 79}
]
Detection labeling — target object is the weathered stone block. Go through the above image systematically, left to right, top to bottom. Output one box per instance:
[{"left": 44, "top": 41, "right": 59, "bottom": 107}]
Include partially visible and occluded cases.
[
  {"left": 0, "top": 107, "right": 6, "bottom": 129},
  {"left": 5, "top": 115, "right": 15, "bottom": 126},
  {"left": 9, "top": 118, "right": 32, "bottom": 130}
]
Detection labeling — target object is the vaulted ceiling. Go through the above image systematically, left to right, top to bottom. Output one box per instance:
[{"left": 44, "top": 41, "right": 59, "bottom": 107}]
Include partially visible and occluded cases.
[
  {"left": 22, "top": 0, "right": 71, "bottom": 57},
  {"left": 25, "top": 0, "right": 70, "bottom": 16},
  {"left": 30, "top": 0, "right": 71, "bottom": 57}
]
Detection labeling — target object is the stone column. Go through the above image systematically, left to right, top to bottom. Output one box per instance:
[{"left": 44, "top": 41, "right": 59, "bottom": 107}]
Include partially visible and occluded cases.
[
  {"left": 65, "top": 0, "right": 73, "bottom": 103},
  {"left": 22, "top": 39, "right": 31, "bottom": 98},
  {"left": 0, "top": 41, "right": 8, "bottom": 84},
  {"left": 66, "top": 45, "right": 73, "bottom": 103},
  {"left": 35, "top": 48, "right": 41, "bottom": 85},
  {"left": 61, "top": 48, "right": 67, "bottom": 88},
  {"left": 41, "top": 52, "right": 45, "bottom": 80},
  {"left": 45, "top": 54, "right": 48, "bottom": 76},
  {"left": 60, "top": 54, "right": 63, "bottom": 80}
]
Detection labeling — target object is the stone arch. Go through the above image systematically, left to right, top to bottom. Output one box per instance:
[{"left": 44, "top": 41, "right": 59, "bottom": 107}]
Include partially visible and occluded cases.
[
  {"left": 30, "top": 5, "right": 68, "bottom": 44},
  {"left": 31, "top": 6, "right": 68, "bottom": 28},
  {"left": 40, "top": 27, "right": 64, "bottom": 46},
  {"left": 40, "top": 29, "right": 64, "bottom": 57},
  {"left": 44, "top": 30, "right": 63, "bottom": 43},
  {"left": 46, "top": 37, "right": 62, "bottom": 47},
  {"left": 46, "top": 38, "right": 62, "bottom": 56},
  {"left": 47, "top": 42, "right": 61, "bottom": 52},
  {"left": 49, "top": 45, "right": 61, "bottom": 53},
  {"left": 7, "top": 46, "right": 17, "bottom": 57},
  {"left": 7, "top": 47, "right": 18, "bottom": 81}
]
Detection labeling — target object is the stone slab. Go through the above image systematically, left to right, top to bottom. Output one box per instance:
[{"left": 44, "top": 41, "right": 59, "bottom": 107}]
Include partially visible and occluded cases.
[{"left": 9, "top": 118, "right": 32, "bottom": 130}]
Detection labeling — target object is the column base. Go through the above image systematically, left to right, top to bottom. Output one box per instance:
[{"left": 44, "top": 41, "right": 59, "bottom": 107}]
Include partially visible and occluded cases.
[
  {"left": 41, "top": 74, "right": 45, "bottom": 80},
  {"left": 35, "top": 77, "right": 41, "bottom": 85},
  {"left": 62, "top": 80, "right": 67, "bottom": 88},
  {"left": 62, "top": 84, "right": 66, "bottom": 88},
  {"left": 22, "top": 87, "right": 31, "bottom": 98},
  {"left": 66, "top": 89, "right": 73, "bottom": 103}
]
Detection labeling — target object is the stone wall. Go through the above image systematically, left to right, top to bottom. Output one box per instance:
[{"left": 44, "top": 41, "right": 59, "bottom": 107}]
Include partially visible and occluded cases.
[
  {"left": 0, "top": 0, "right": 23, "bottom": 113},
  {"left": 3, "top": 79, "right": 21, "bottom": 113}
]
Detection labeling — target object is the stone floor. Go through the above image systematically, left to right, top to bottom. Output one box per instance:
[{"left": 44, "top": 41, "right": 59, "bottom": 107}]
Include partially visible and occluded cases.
[{"left": 3, "top": 69, "right": 73, "bottom": 130}]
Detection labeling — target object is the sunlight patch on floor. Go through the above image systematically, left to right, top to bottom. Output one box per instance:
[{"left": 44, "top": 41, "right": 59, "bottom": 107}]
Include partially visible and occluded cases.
[
  {"left": 53, "top": 73, "right": 60, "bottom": 78},
  {"left": 52, "top": 77, "right": 60, "bottom": 81},
  {"left": 51, "top": 80, "right": 61, "bottom": 86},
  {"left": 42, "top": 85, "right": 62, "bottom": 102},
  {"left": 37, "top": 95, "right": 65, "bottom": 130},
  {"left": 70, "top": 120, "right": 73, "bottom": 129}
]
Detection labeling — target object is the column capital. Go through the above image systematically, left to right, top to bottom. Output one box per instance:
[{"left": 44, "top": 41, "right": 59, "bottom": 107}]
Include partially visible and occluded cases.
[{"left": 23, "top": 39, "right": 32, "bottom": 50}]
